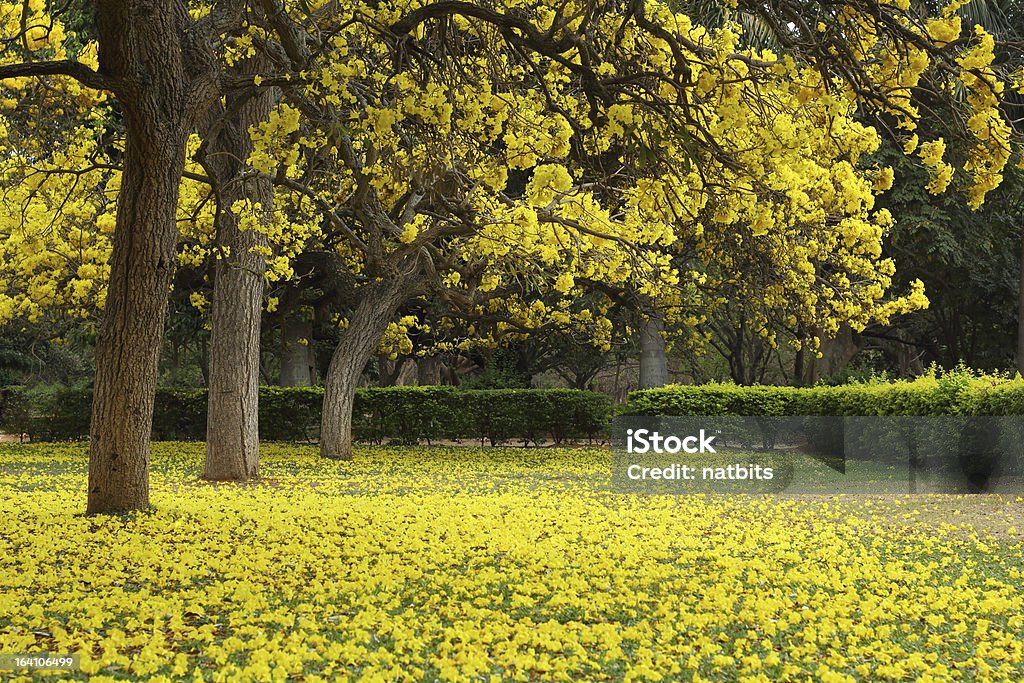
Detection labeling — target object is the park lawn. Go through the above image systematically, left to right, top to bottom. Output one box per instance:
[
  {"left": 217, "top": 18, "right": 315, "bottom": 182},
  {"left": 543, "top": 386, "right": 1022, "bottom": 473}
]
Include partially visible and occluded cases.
[{"left": 0, "top": 443, "right": 1023, "bottom": 682}]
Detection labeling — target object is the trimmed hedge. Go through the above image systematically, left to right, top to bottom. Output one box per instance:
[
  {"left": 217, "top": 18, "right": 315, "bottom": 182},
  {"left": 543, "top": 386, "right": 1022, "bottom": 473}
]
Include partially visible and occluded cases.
[
  {"left": 6, "top": 372, "right": 1023, "bottom": 445},
  {"left": 624, "top": 375, "right": 1024, "bottom": 417},
  {"left": 1, "top": 385, "right": 612, "bottom": 444}
]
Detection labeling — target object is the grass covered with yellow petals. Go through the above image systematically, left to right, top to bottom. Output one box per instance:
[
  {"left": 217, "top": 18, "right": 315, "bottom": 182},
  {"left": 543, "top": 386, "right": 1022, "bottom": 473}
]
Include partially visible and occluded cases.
[{"left": 1, "top": 443, "right": 1023, "bottom": 682}]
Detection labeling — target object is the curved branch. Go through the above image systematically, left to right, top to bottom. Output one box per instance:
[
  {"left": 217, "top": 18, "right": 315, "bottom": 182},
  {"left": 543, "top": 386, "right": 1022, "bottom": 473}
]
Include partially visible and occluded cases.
[{"left": 0, "top": 59, "right": 113, "bottom": 91}]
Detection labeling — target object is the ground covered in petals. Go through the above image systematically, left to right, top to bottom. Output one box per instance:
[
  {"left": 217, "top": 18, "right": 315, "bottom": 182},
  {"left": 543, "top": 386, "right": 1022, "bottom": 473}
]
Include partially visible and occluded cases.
[{"left": 1, "top": 443, "right": 1023, "bottom": 682}]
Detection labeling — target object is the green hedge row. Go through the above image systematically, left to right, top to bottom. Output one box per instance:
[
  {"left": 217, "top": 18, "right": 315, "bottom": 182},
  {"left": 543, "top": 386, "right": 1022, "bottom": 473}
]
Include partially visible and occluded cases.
[
  {"left": 6, "top": 373, "right": 1023, "bottom": 445},
  {"left": 624, "top": 375, "right": 1024, "bottom": 417},
  {"left": 0, "top": 386, "right": 613, "bottom": 444}
]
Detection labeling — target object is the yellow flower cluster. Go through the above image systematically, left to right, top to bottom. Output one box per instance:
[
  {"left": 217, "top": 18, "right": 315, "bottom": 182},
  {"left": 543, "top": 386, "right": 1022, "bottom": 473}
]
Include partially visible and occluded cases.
[
  {"left": 0, "top": 0, "right": 1019, "bottom": 349},
  {"left": 0, "top": 127, "right": 116, "bottom": 323},
  {"left": 379, "top": 315, "right": 425, "bottom": 359},
  {"left": 1, "top": 442, "right": 1022, "bottom": 682}
]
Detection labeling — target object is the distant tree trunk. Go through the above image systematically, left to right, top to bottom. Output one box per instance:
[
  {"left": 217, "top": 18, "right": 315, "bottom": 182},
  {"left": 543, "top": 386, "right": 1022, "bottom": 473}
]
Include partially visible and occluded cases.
[
  {"left": 87, "top": 2, "right": 193, "bottom": 514},
  {"left": 202, "top": 62, "right": 275, "bottom": 482},
  {"left": 1017, "top": 233, "right": 1024, "bottom": 375},
  {"left": 321, "top": 279, "right": 409, "bottom": 460},
  {"left": 638, "top": 314, "right": 669, "bottom": 389},
  {"left": 280, "top": 315, "right": 315, "bottom": 387},
  {"left": 896, "top": 328, "right": 925, "bottom": 378},
  {"left": 199, "top": 335, "right": 210, "bottom": 387},
  {"left": 168, "top": 338, "right": 181, "bottom": 386},
  {"left": 793, "top": 344, "right": 806, "bottom": 386},
  {"left": 377, "top": 353, "right": 403, "bottom": 386},
  {"left": 417, "top": 355, "right": 440, "bottom": 385},
  {"left": 439, "top": 357, "right": 461, "bottom": 386},
  {"left": 396, "top": 359, "right": 418, "bottom": 385},
  {"left": 572, "top": 367, "right": 602, "bottom": 390}
]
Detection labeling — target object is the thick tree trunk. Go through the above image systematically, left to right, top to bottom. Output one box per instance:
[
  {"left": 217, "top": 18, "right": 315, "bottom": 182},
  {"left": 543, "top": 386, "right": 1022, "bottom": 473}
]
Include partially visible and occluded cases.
[
  {"left": 87, "top": 2, "right": 191, "bottom": 514},
  {"left": 202, "top": 62, "right": 276, "bottom": 481},
  {"left": 321, "top": 279, "right": 409, "bottom": 460},
  {"left": 638, "top": 314, "right": 669, "bottom": 390},
  {"left": 280, "top": 315, "right": 315, "bottom": 387}
]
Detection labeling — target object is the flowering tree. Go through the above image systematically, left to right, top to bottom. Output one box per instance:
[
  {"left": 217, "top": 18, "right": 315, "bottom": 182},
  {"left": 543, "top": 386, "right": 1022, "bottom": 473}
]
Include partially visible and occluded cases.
[
  {"left": 0, "top": 0, "right": 1020, "bottom": 509},
  {"left": 0, "top": 0, "right": 305, "bottom": 511},
  {"left": 247, "top": 0, "right": 1018, "bottom": 457}
]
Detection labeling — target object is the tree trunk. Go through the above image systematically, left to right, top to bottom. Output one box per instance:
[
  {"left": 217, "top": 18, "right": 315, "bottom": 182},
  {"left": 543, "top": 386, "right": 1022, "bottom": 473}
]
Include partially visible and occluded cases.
[
  {"left": 87, "top": 2, "right": 191, "bottom": 514},
  {"left": 202, "top": 61, "right": 276, "bottom": 482},
  {"left": 1017, "top": 232, "right": 1024, "bottom": 375},
  {"left": 321, "top": 279, "right": 409, "bottom": 460},
  {"left": 638, "top": 314, "right": 669, "bottom": 389},
  {"left": 280, "top": 315, "right": 315, "bottom": 387},
  {"left": 199, "top": 335, "right": 210, "bottom": 387},
  {"left": 794, "top": 343, "right": 806, "bottom": 386},
  {"left": 377, "top": 353, "right": 402, "bottom": 386},
  {"left": 417, "top": 354, "right": 440, "bottom": 386},
  {"left": 440, "top": 357, "right": 461, "bottom": 386},
  {"left": 396, "top": 359, "right": 418, "bottom": 385}
]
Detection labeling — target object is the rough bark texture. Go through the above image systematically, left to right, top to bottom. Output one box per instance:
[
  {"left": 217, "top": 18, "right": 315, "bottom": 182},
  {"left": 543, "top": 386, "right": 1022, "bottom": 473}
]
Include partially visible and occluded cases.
[
  {"left": 86, "top": 2, "right": 193, "bottom": 514},
  {"left": 202, "top": 68, "right": 275, "bottom": 482},
  {"left": 321, "top": 279, "right": 409, "bottom": 460},
  {"left": 638, "top": 314, "right": 669, "bottom": 390},
  {"left": 280, "top": 315, "right": 315, "bottom": 387}
]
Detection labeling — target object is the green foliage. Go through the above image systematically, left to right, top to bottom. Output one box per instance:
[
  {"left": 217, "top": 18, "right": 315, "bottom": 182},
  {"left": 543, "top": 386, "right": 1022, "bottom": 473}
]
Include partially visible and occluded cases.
[
  {"left": 866, "top": 89, "right": 1024, "bottom": 372},
  {"left": 0, "top": 327, "right": 94, "bottom": 387},
  {"left": 458, "top": 348, "right": 532, "bottom": 389},
  {"left": 458, "top": 367, "right": 531, "bottom": 390},
  {"left": 626, "top": 368, "right": 1024, "bottom": 417},
  {"left": 11, "top": 369, "right": 1024, "bottom": 444},
  {"left": 625, "top": 383, "right": 799, "bottom": 416},
  {"left": 16, "top": 384, "right": 92, "bottom": 440},
  {"left": 0, "top": 386, "right": 30, "bottom": 437},
  {"left": 5, "top": 386, "right": 612, "bottom": 445},
  {"left": 258, "top": 386, "right": 324, "bottom": 442},
  {"left": 149, "top": 389, "right": 207, "bottom": 441}
]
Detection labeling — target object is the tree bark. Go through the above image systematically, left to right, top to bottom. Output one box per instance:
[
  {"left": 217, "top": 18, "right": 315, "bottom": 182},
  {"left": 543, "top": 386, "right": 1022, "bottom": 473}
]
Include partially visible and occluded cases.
[
  {"left": 87, "top": 1, "right": 192, "bottom": 514},
  {"left": 201, "top": 55, "right": 276, "bottom": 481},
  {"left": 199, "top": 101, "right": 272, "bottom": 481},
  {"left": 1017, "top": 232, "right": 1024, "bottom": 375},
  {"left": 321, "top": 279, "right": 409, "bottom": 460},
  {"left": 638, "top": 313, "right": 669, "bottom": 390},
  {"left": 280, "top": 315, "right": 315, "bottom": 387},
  {"left": 793, "top": 342, "right": 806, "bottom": 387},
  {"left": 377, "top": 353, "right": 401, "bottom": 386},
  {"left": 417, "top": 354, "right": 440, "bottom": 386}
]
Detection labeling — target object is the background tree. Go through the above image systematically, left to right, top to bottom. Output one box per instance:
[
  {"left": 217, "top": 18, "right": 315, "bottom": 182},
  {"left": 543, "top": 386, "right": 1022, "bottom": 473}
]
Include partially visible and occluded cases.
[{"left": 243, "top": 0, "right": 1022, "bottom": 457}]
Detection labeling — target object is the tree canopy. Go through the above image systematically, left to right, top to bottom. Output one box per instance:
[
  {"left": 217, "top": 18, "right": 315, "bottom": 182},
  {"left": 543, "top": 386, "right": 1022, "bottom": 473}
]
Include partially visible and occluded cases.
[{"left": 0, "top": 0, "right": 1021, "bottom": 507}]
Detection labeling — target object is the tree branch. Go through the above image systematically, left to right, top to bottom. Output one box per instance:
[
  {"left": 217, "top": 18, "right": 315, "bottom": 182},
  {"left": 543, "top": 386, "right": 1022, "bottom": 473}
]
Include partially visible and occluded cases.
[{"left": 0, "top": 59, "right": 113, "bottom": 91}]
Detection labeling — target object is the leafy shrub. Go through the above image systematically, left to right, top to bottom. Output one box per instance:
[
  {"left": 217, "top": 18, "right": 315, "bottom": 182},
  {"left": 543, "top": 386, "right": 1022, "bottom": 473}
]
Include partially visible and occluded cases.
[
  {"left": 11, "top": 367, "right": 1023, "bottom": 445},
  {"left": 626, "top": 368, "right": 1024, "bottom": 417},
  {"left": 0, "top": 386, "right": 32, "bottom": 437},
  {"left": 7, "top": 386, "right": 612, "bottom": 445}
]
